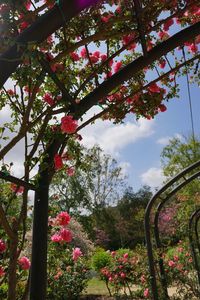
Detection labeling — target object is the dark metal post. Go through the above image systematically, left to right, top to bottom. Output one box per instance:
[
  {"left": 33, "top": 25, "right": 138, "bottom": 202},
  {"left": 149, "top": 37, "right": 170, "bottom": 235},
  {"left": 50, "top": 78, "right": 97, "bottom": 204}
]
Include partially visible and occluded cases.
[{"left": 189, "top": 208, "right": 200, "bottom": 285}]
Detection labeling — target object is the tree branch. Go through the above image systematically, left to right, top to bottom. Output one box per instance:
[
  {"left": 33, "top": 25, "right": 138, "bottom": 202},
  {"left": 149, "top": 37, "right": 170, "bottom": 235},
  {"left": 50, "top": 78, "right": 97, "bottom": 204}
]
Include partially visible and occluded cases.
[
  {"left": 0, "top": 0, "right": 100, "bottom": 87},
  {"left": 76, "top": 21, "right": 200, "bottom": 117}
]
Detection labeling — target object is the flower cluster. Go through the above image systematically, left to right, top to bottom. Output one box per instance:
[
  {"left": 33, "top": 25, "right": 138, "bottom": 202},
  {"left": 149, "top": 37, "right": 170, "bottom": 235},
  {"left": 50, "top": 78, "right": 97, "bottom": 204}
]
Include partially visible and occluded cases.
[
  {"left": 54, "top": 152, "right": 76, "bottom": 176},
  {"left": 50, "top": 211, "right": 73, "bottom": 244}
]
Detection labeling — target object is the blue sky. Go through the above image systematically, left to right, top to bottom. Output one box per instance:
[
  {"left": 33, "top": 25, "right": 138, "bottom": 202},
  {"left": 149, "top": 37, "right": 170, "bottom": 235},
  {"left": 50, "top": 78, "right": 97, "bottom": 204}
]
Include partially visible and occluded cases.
[{"left": 80, "top": 77, "right": 200, "bottom": 192}]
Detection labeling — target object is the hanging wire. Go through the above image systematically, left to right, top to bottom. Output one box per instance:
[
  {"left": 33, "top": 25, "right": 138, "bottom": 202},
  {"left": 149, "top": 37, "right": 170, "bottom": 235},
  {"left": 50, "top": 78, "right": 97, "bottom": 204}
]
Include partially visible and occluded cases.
[{"left": 182, "top": 47, "right": 195, "bottom": 141}]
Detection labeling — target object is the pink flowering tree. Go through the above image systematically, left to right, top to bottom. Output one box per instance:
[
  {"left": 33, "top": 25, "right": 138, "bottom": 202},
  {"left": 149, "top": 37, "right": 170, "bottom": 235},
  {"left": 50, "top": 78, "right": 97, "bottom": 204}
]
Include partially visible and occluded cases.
[{"left": 0, "top": 1, "right": 200, "bottom": 299}]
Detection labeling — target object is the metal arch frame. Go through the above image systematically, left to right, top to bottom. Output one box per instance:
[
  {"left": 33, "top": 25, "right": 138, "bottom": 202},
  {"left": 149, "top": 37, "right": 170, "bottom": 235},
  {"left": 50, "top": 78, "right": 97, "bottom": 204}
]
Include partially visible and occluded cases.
[
  {"left": 145, "top": 160, "right": 200, "bottom": 300},
  {"left": 189, "top": 208, "right": 200, "bottom": 285}
]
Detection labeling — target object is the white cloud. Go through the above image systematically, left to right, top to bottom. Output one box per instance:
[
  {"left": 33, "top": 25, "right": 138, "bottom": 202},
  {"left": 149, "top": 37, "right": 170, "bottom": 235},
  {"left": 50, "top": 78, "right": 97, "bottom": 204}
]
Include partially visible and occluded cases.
[
  {"left": 80, "top": 109, "right": 155, "bottom": 156},
  {"left": 157, "top": 133, "right": 183, "bottom": 146},
  {"left": 157, "top": 136, "right": 171, "bottom": 146},
  {"left": 119, "top": 161, "right": 131, "bottom": 177},
  {"left": 140, "top": 167, "right": 165, "bottom": 189}
]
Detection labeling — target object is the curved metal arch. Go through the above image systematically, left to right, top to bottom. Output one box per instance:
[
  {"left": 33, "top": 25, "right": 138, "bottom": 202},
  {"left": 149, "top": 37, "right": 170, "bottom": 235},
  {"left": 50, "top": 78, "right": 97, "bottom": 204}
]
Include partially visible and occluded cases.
[
  {"left": 144, "top": 160, "right": 200, "bottom": 300},
  {"left": 153, "top": 172, "right": 200, "bottom": 298},
  {"left": 189, "top": 208, "right": 200, "bottom": 285},
  {"left": 195, "top": 212, "right": 200, "bottom": 253}
]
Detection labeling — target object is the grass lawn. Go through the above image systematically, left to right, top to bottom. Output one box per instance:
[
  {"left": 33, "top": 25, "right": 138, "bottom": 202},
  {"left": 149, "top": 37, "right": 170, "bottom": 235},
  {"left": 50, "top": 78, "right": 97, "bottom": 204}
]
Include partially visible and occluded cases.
[{"left": 83, "top": 277, "right": 110, "bottom": 296}]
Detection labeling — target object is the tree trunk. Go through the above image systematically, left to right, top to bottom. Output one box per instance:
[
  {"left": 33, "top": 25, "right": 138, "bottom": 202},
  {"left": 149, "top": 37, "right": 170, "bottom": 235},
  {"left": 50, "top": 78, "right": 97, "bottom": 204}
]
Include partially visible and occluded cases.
[
  {"left": 29, "top": 138, "right": 61, "bottom": 300},
  {"left": 29, "top": 172, "right": 49, "bottom": 300},
  {"left": 8, "top": 237, "right": 18, "bottom": 300}
]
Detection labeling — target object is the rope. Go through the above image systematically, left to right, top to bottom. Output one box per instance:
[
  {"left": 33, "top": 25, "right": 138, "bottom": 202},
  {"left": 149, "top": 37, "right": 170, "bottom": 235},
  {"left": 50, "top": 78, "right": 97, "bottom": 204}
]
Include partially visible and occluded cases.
[{"left": 182, "top": 47, "right": 195, "bottom": 141}]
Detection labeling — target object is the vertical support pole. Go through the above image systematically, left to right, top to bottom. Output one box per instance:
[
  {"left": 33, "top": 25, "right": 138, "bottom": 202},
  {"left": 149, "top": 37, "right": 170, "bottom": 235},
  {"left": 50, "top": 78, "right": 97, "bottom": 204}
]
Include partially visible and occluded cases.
[
  {"left": 30, "top": 171, "right": 49, "bottom": 300},
  {"left": 144, "top": 209, "right": 159, "bottom": 300},
  {"left": 189, "top": 209, "right": 200, "bottom": 286}
]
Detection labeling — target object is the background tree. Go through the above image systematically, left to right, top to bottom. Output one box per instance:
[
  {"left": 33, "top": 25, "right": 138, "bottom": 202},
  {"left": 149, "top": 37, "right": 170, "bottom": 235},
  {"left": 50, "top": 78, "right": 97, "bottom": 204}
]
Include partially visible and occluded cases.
[
  {"left": 159, "top": 135, "right": 200, "bottom": 241},
  {"left": 50, "top": 145, "right": 127, "bottom": 215}
]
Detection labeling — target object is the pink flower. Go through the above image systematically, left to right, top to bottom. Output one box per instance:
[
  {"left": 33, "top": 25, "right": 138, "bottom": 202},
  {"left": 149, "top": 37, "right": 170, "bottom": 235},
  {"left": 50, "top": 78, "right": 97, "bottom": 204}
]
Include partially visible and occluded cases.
[
  {"left": 25, "top": 1, "right": 31, "bottom": 10},
  {"left": 101, "top": 13, "right": 113, "bottom": 23},
  {"left": 163, "top": 18, "right": 174, "bottom": 31},
  {"left": 19, "top": 21, "right": 29, "bottom": 31},
  {"left": 158, "top": 31, "right": 169, "bottom": 40},
  {"left": 122, "top": 34, "right": 136, "bottom": 50},
  {"left": 188, "top": 43, "right": 198, "bottom": 54},
  {"left": 80, "top": 48, "right": 87, "bottom": 59},
  {"left": 93, "top": 51, "right": 100, "bottom": 58},
  {"left": 70, "top": 52, "right": 79, "bottom": 61},
  {"left": 100, "top": 54, "right": 107, "bottom": 62},
  {"left": 90, "top": 55, "right": 99, "bottom": 63},
  {"left": 159, "top": 59, "right": 166, "bottom": 69},
  {"left": 113, "top": 61, "right": 122, "bottom": 73},
  {"left": 148, "top": 83, "right": 161, "bottom": 93},
  {"left": 7, "top": 89, "right": 15, "bottom": 96},
  {"left": 43, "top": 93, "right": 54, "bottom": 106},
  {"left": 159, "top": 104, "right": 167, "bottom": 112},
  {"left": 61, "top": 115, "right": 78, "bottom": 134},
  {"left": 54, "top": 154, "right": 63, "bottom": 170},
  {"left": 66, "top": 167, "right": 75, "bottom": 176},
  {"left": 11, "top": 183, "right": 24, "bottom": 194},
  {"left": 56, "top": 212, "right": 71, "bottom": 226},
  {"left": 59, "top": 228, "right": 72, "bottom": 243},
  {"left": 51, "top": 234, "right": 62, "bottom": 243},
  {"left": 0, "top": 240, "right": 6, "bottom": 253},
  {"left": 72, "top": 247, "right": 83, "bottom": 261},
  {"left": 178, "top": 247, "right": 183, "bottom": 253},
  {"left": 111, "top": 251, "right": 116, "bottom": 257},
  {"left": 123, "top": 253, "right": 128, "bottom": 259},
  {"left": 18, "top": 256, "right": 31, "bottom": 270},
  {"left": 168, "top": 260, "right": 175, "bottom": 267},
  {"left": 0, "top": 266, "right": 5, "bottom": 277},
  {"left": 54, "top": 270, "right": 62, "bottom": 280},
  {"left": 120, "top": 272, "right": 126, "bottom": 278},
  {"left": 140, "top": 275, "right": 146, "bottom": 283},
  {"left": 144, "top": 288, "right": 149, "bottom": 298}
]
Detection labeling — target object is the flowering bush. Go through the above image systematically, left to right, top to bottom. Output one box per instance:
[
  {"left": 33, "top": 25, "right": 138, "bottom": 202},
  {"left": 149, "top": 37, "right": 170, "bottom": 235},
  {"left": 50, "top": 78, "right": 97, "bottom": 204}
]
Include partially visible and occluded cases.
[
  {"left": 47, "top": 211, "right": 90, "bottom": 300},
  {"left": 163, "top": 241, "right": 200, "bottom": 300},
  {"left": 93, "top": 247, "right": 150, "bottom": 298}
]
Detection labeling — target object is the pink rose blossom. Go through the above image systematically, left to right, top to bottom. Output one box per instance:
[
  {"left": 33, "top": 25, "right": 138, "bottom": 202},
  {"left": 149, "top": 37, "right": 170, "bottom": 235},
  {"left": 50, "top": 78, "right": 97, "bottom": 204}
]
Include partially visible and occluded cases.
[
  {"left": 163, "top": 18, "right": 174, "bottom": 31},
  {"left": 80, "top": 48, "right": 87, "bottom": 58},
  {"left": 70, "top": 52, "right": 80, "bottom": 61},
  {"left": 100, "top": 54, "right": 107, "bottom": 62},
  {"left": 113, "top": 61, "right": 122, "bottom": 73},
  {"left": 148, "top": 83, "right": 161, "bottom": 93},
  {"left": 43, "top": 93, "right": 54, "bottom": 106},
  {"left": 61, "top": 115, "right": 78, "bottom": 134},
  {"left": 54, "top": 154, "right": 63, "bottom": 170},
  {"left": 66, "top": 167, "right": 75, "bottom": 176},
  {"left": 11, "top": 183, "right": 24, "bottom": 194},
  {"left": 56, "top": 212, "right": 71, "bottom": 226},
  {"left": 59, "top": 228, "right": 72, "bottom": 243},
  {"left": 51, "top": 234, "right": 62, "bottom": 243},
  {"left": 0, "top": 240, "right": 6, "bottom": 253},
  {"left": 72, "top": 247, "right": 83, "bottom": 261},
  {"left": 18, "top": 256, "right": 31, "bottom": 270},
  {"left": 168, "top": 260, "right": 175, "bottom": 267},
  {"left": 0, "top": 266, "right": 5, "bottom": 277},
  {"left": 120, "top": 272, "right": 126, "bottom": 278},
  {"left": 144, "top": 288, "right": 149, "bottom": 298}
]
